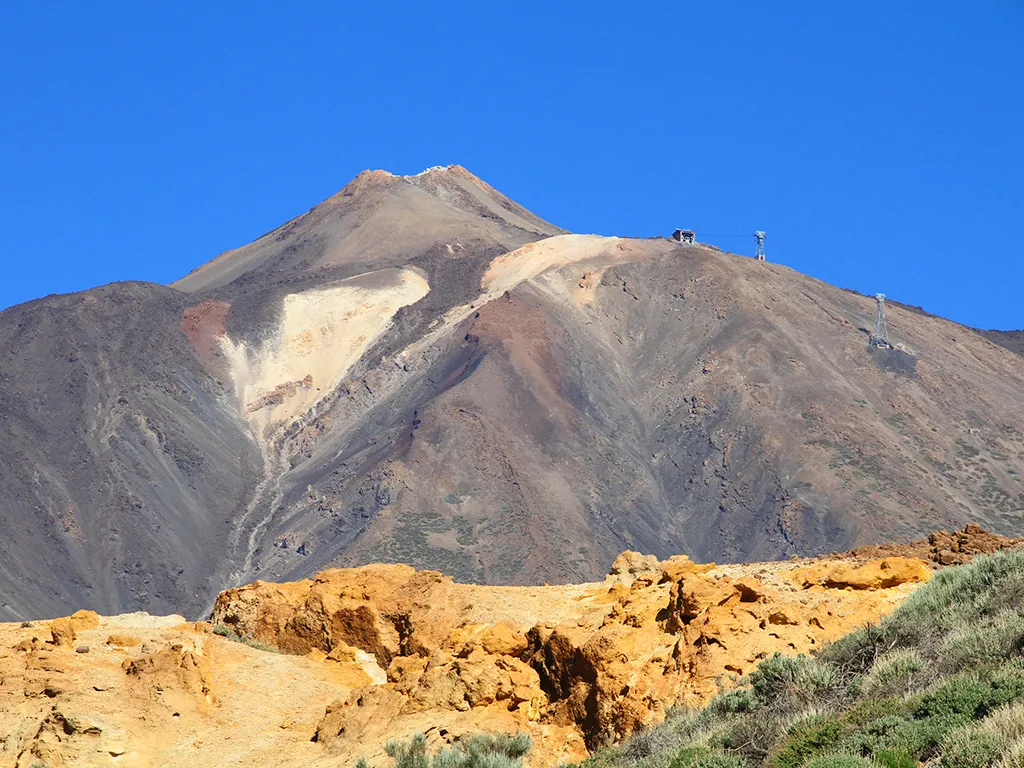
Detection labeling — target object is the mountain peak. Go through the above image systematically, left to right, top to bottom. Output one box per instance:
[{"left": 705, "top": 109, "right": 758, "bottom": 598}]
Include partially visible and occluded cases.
[
  {"left": 407, "top": 163, "right": 467, "bottom": 177},
  {"left": 172, "top": 164, "right": 562, "bottom": 293},
  {"left": 333, "top": 164, "right": 487, "bottom": 197}
]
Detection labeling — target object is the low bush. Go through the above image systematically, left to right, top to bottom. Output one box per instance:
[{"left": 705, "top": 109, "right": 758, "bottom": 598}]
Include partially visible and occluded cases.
[
  {"left": 940, "top": 613, "right": 1024, "bottom": 674},
  {"left": 212, "top": 624, "right": 279, "bottom": 653},
  {"left": 860, "top": 649, "right": 925, "bottom": 697},
  {"left": 748, "top": 654, "right": 837, "bottom": 711},
  {"left": 914, "top": 671, "right": 1024, "bottom": 720},
  {"left": 709, "top": 688, "right": 760, "bottom": 716},
  {"left": 842, "top": 697, "right": 908, "bottom": 728},
  {"left": 982, "top": 702, "right": 1024, "bottom": 742},
  {"left": 716, "top": 712, "right": 786, "bottom": 762},
  {"left": 768, "top": 716, "right": 847, "bottom": 768},
  {"left": 940, "top": 724, "right": 1007, "bottom": 768},
  {"left": 380, "top": 732, "right": 531, "bottom": 768},
  {"left": 666, "top": 746, "right": 713, "bottom": 768},
  {"left": 872, "top": 747, "right": 916, "bottom": 768},
  {"left": 690, "top": 755, "right": 746, "bottom": 768},
  {"left": 801, "top": 756, "right": 874, "bottom": 768}
]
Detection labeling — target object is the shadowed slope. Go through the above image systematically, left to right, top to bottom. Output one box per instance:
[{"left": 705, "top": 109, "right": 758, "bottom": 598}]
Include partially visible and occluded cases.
[
  {"left": 0, "top": 166, "right": 559, "bottom": 620},
  {"left": 0, "top": 283, "right": 259, "bottom": 619}
]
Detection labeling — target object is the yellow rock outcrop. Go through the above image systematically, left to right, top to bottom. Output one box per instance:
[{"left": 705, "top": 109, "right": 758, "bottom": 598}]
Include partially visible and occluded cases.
[
  {"left": 211, "top": 552, "right": 928, "bottom": 760},
  {"left": 0, "top": 553, "right": 929, "bottom": 767},
  {"left": 787, "top": 556, "right": 932, "bottom": 590}
]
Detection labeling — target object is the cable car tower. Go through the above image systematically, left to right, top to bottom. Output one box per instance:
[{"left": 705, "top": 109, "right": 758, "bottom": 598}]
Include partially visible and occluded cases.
[
  {"left": 754, "top": 231, "right": 766, "bottom": 261},
  {"left": 869, "top": 293, "right": 892, "bottom": 349}
]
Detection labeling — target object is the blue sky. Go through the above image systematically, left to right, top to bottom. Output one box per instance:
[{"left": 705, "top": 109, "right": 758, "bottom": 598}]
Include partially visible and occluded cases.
[{"left": 1, "top": 3, "right": 1021, "bottom": 328}]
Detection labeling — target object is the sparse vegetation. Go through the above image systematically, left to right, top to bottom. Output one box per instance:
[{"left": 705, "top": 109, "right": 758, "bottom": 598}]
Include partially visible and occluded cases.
[
  {"left": 363, "top": 510, "right": 485, "bottom": 583},
  {"left": 577, "top": 549, "right": 1024, "bottom": 768},
  {"left": 212, "top": 624, "right": 279, "bottom": 653},
  {"left": 368, "top": 731, "right": 531, "bottom": 768}
]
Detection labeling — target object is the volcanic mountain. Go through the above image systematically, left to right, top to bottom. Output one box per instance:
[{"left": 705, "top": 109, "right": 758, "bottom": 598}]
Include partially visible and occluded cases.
[{"left": 1, "top": 165, "right": 1022, "bottom": 621}]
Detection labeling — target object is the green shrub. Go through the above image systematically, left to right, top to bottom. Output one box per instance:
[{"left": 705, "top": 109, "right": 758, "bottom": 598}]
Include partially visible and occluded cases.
[
  {"left": 823, "top": 551, "right": 1024, "bottom": 678},
  {"left": 885, "top": 552, "right": 1024, "bottom": 648},
  {"left": 941, "top": 613, "right": 1024, "bottom": 673},
  {"left": 821, "top": 623, "right": 890, "bottom": 682},
  {"left": 861, "top": 649, "right": 925, "bottom": 696},
  {"left": 748, "top": 654, "right": 837, "bottom": 710},
  {"left": 749, "top": 654, "right": 808, "bottom": 704},
  {"left": 990, "top": 662, "right": 1024, "bottom": 691},
  {"left": 799, "top": 663, "right": 839, "bottom": 702},
  {"left": 913, "top": 673, "right": 1024, "bottom": 720},
  {"left": 915, "top": 676, "right": 996, "bottom": 718},
  {"left": 709, "top": 687, "right": 760, "bottom": 715},
  {"left": 843, "top": 698, "right": 908, "bottom": 728},
  {"left": 603, "top": 708, "right": 730, "bottom": 768},
  {"left": 616, "top": 710, "right": 719, "bottom": 766},
  {"left": 836, "top": 711, "right": 970, "bottom": 761},
  {"left": 831, "top": 713, "right": 903, "bottom": 757},
  {"left": 718, "top": 714, "right": 786, "bottom": 762},
  {"left": 875, "top": 714, "right": 971, "bottom": 758},
  {"left": 769, "top": 716, "right": 848, "bottom": 768},
  {"left": 940, "top": 725, "right": 1007, "bottom": 768},
  {"left": 620, "top": 729, "right": 659, "bottom": 761},
  {"left": 383, "top": 732, "right": 531, "bottom": 768},
  {"left": 385, "top": 733, "right": 431, "bottom": 768},
  {"left": 445, "top": 733, "right": 531, "bottom": 767},
  {"left": 573, "top": 746, "right": 623, "bottom": 768},
  {"left": 667, "top": 746, "right": 713, "bottom": 768},
  {"left": 873, "top": 748, "right": 915, "bottom": 768},
  {"left": 665, "top": 749, "right": 745, "bottom": 768},
  {"left": 691, "top": 754, "right": 746, "bottom": 768},
  {"left": 802, "top": 756, "right": 874, "bottom": 768}
]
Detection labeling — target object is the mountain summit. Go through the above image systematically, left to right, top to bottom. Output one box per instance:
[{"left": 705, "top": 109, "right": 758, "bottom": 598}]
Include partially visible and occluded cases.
[
  {"left": 173, "top": 165, "right": 561, "bottom": 293},
  {"left": 1, "top": 167, "right": 1022, "bottom": 620}
]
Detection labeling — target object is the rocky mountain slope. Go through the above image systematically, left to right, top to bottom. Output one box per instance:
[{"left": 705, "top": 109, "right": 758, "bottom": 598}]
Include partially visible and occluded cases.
[
  {"left": 1, "top": 165, "right": 1023, "bottom": 620},
  {"left": 984, "top": 329, "right": 1024, "bottom": 359},
  {"left": 0, "top": 547, "right": 934, "bottom": 767}
]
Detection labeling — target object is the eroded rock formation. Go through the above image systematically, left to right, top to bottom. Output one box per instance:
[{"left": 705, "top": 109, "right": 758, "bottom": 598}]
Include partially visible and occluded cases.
[
  {"left": 845, "top": 523, "right": 1024, "bottom": 566},
  {"left": 7, "top": 539, "right": 1000, "bottom": 766},
  {"left": 212, "top": 551, "right": 929, "bottom": 760}
]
